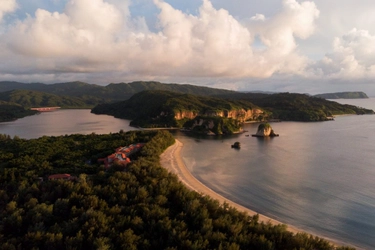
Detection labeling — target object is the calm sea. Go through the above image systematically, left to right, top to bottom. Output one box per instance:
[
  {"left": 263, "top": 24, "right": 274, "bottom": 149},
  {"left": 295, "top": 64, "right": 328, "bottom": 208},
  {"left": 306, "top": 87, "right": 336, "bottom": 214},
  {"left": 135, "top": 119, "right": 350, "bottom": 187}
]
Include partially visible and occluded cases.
[
  {"left": 1, "top": 100, "right": 375, "bottom": 249},
  {"left": 0, "top": 109, "right": 136, "bottom": 138}
]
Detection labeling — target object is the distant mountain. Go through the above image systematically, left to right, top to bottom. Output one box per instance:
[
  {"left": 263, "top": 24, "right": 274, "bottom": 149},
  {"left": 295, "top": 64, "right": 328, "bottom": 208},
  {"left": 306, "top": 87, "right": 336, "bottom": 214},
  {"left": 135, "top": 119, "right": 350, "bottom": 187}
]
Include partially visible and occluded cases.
[
  {"left": 0, "top": 81, "right": 236, "bottom": 104},
  {"left": 0, "top": 90, "right": 91, "bottom": 108},
  {"left": 314, "top": 91, "right": 369, "bottom": 99}
]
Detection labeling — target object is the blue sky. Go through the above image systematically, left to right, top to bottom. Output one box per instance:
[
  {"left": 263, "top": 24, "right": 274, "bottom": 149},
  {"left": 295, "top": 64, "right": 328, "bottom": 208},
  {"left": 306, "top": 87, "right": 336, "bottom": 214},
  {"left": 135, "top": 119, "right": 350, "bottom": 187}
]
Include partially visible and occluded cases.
[{"left": 1, "top": 0, "right": 375, "bottom": 95}]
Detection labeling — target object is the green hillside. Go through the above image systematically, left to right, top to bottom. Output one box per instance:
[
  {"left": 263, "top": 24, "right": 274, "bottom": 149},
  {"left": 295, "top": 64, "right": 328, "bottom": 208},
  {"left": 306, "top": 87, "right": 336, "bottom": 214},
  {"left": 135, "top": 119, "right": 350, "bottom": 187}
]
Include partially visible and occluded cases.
[
  {"left": 0, "top": 81, "right": 235, "bottom": 104},
  {"left": 0, "top": 81, "right": 373, "bottom": 123},
  {"left": 0, "top": 90, "right": 92, "bottom": 108},
  {"left": 91, "top": 90, "right": 263, "bottom": 132},
  {"left": 314, "top": 91, "right": 369, "bottom": 99},
  {"left": 216, "top": 92, "right": 374, "bottom": 121},
  {"left": 0, "top": 101, "right": 37, "bottom": 122}
]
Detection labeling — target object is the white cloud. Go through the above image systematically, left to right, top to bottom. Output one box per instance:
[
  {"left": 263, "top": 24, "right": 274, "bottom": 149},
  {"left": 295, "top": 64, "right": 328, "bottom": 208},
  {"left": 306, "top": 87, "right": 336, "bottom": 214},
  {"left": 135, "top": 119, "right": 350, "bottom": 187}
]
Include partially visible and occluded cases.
[
  {"left": 0, "top": 0, "right": 17, "bottom": 22},
  {"left": 0, "top": 0, "right": 320, "bottom": 83},
  {"left": 310, "top": 29, "right": 375, "bottom": 79}
]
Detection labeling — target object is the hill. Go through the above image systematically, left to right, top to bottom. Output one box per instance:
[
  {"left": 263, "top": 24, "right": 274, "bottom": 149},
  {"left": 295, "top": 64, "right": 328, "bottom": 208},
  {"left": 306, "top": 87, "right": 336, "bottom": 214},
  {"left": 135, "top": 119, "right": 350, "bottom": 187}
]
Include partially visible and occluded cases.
[
  {"left": 0, "top": 81, "right": 236, "bottom": 104},
  {"left": 1, "top": 81, "right": 373, "bottom": 123},
  {"left": 0, "top": 89, "right": 92, "bottom": 109},
  {"left": 91, "top": 90, "right": 266, "bottom": 134},
  {"left": 314, "top": 91, "right": 369, "bottom": 99},
  {"left": 214, "top": 92, "right": 374, "bottom": 121},
  {"left": 0, "top": 101, "right": 38, "bottom": 122}
]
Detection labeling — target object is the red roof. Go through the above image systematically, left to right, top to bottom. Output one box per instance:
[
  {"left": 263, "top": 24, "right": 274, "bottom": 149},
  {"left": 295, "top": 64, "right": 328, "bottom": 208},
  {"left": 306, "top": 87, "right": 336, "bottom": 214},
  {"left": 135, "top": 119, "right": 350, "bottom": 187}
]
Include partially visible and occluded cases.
[{"left": 48, "top": 174, "right": 71, "bottom": 180}]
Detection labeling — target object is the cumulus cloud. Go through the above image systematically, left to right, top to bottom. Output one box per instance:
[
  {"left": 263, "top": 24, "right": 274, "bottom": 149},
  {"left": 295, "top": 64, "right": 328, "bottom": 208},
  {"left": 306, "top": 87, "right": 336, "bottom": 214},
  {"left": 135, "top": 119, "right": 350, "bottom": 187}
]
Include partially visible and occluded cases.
[
  {"left": 0, "top": 0, "right": 320, "bottom": 83},
  {"left": 0, "top": 0, "right": 17, "bottom": 22},
  {"left": 310, "top": 28, "right": 375, "bottom": 78}
]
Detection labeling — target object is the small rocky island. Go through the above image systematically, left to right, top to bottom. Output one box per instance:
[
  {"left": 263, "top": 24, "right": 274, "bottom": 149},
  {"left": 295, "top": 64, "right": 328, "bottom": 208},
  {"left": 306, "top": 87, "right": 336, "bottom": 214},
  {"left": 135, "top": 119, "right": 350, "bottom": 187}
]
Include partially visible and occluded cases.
[
  {"left": 252, "top": 123, "right": 279, "bottom": 137},
  {"left": 231, "top": 141, "right": 241, "bottom": 149}
]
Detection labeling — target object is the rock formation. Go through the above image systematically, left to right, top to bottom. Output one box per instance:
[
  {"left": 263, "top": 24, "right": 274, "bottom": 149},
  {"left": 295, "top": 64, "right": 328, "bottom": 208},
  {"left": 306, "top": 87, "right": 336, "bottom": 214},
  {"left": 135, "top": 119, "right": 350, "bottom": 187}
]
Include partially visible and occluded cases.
[
  {"left": 173, "top": 108, "right": 265, "bottom": 123},
  {"left": 252, "top": 123, "right": 279, "bottom": 137}
]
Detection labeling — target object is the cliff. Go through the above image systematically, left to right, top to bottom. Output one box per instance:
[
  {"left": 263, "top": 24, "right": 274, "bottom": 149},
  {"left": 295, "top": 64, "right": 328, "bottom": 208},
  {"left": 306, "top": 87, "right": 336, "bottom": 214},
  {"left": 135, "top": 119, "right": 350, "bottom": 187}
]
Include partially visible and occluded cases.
[
  {"left": 92, "top": 90, "right": 267, "bottom": 130},
  {"left": 173, "top": 108, "right": 264, "bottom": 123},
  {"left": 183, "top": 116, "right": 243, "bottom": 135}
]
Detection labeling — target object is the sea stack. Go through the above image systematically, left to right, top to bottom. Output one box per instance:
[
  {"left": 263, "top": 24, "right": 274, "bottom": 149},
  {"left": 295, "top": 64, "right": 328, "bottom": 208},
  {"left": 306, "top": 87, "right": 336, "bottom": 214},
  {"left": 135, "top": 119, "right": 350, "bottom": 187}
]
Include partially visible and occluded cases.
[{"left": 252, "top": 123, "right": 279, "bottom": 137}]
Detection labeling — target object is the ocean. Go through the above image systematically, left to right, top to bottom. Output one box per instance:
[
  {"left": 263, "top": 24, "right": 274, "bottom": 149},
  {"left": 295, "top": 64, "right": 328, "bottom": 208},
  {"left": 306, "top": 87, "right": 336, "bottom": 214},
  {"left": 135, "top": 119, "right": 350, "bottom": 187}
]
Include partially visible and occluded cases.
[{"left": 173, "top": 98, "right": 375, "bottom": 249}]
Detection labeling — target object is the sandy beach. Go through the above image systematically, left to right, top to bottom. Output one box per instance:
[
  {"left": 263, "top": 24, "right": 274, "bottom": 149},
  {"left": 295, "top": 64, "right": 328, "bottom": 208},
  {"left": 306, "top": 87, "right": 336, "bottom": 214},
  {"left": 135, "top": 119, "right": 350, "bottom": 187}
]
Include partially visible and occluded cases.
[{"left": 160, "top": 139, "right": 356, "bottom": 248}]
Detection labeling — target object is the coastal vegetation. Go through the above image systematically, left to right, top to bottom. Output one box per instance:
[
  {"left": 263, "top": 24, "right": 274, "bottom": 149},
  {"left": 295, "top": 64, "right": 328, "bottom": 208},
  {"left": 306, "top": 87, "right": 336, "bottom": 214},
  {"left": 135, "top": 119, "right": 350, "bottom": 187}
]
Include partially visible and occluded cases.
[
  {"left": 0, "top": 90, "right": 94, "bottom": 109},
  {"left": 91, "top": 90, "right": 264, "bottom": 134},
  {"left": 91, "top": 90, "right": 374, "bottom": 130},
  {"left": 314, "top": 91, "right": 369, "bottom": 99},
  {"left": 216, "top": 92, "right": 374, "bottom": 121},
  {"left": 0, "top": 101, "right": 37, "bottom": 122},
  {"left": 0, "top": 130, "right": 354, "bottom": 249}
]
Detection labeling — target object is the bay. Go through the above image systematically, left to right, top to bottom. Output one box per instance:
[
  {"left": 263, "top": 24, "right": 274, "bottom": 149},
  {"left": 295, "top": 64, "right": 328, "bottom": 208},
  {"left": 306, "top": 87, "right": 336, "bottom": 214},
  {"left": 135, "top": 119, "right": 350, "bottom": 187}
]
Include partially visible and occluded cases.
[
  {"left": 173, "top": 98, "right": 375, "bottom": 250},
  {"left": 1, "top": 100, "right": 375, "bottom": 249},
  {"left": 0, "top": 109, "right": 136, "bottom": 139}
]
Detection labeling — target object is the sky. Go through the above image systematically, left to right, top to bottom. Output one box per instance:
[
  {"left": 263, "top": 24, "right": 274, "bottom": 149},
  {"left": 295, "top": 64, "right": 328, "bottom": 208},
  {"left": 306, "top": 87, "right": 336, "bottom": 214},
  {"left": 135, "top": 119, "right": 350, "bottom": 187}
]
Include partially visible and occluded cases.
[{"left": 1, "top": 0, "right": 375, "bottom": 95}]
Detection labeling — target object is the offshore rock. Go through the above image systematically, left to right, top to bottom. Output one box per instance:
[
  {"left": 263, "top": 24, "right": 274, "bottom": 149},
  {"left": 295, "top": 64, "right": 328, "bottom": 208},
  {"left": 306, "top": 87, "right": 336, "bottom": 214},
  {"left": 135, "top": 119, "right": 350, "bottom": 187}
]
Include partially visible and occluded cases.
[{"left": 252, "top": 123, "right": 279, "bottom": 137}]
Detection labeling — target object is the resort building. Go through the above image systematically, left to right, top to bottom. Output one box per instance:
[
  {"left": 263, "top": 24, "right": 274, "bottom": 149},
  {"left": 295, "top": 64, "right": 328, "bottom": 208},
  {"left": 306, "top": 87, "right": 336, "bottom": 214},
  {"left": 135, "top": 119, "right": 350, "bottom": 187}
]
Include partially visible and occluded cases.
[{"left": 98, "top": 143, "right": 144, "bottom": 169}]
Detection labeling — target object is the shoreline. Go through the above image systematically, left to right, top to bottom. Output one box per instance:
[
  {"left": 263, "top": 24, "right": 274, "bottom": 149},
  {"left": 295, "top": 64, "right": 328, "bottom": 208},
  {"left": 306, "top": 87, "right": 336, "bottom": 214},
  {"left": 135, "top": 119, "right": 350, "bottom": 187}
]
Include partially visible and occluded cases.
[{"left": 160, "top": 139, "right": 356, "bottom": 249}]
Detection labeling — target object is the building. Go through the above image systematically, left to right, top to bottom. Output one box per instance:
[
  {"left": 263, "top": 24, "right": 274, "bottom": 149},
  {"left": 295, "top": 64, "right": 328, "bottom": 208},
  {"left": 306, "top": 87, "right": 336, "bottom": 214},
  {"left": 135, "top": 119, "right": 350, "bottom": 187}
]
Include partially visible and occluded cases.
[
  {"left": 98, "top": 143, "right": 144, "bottom": 169},
  {"left": 48, "top": 173, "right": 74, "bottom": 180}
]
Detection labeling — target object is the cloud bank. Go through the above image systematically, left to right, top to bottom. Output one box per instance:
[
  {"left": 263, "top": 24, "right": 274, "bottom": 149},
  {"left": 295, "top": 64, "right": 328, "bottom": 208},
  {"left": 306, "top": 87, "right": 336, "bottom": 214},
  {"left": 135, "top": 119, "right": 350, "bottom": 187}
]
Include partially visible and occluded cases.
[
  {"left": 0, "top": 0, "right": 320, "bottom": 83},
  {"left": 0, "top": 0, "right": 375, "bottom": 91},
  {"left": 0, "top": 0, "right": 17, "bottom": 21},
  {"left": 311, "top": 29, "right": 375, "bottom": 79}
]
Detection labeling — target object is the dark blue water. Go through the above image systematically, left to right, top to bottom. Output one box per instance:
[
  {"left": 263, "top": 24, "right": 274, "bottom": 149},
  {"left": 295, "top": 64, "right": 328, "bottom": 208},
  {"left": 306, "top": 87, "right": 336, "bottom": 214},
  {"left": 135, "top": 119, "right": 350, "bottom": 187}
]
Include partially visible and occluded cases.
[{"left": 1, "top": 100, "right": 374, "bottom": 249}]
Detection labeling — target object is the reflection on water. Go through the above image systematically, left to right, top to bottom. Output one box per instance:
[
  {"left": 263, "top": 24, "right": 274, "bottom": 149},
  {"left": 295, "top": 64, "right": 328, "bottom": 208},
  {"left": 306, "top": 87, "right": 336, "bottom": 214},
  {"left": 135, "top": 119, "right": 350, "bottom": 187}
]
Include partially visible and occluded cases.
[
  {"left": 0, "top": 109, "right": 136, "bottom": 139},
  {"left": 173, "top": 113, "right": 375, "bottom": 249}
]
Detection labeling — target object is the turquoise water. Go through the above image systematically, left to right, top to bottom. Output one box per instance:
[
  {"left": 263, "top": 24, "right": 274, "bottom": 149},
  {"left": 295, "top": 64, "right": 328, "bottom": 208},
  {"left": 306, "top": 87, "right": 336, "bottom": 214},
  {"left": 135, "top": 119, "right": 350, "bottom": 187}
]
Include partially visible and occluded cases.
[{"left": 1, "top": 100, "right": 374, "bottom": 249}]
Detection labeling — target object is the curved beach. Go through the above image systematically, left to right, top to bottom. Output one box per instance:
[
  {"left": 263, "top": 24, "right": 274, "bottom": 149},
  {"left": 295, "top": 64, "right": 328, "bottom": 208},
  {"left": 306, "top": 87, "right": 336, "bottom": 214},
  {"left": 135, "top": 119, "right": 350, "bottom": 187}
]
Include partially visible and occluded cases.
[{"left": 160, "top": 139, "right": 352, "bottom": 248}]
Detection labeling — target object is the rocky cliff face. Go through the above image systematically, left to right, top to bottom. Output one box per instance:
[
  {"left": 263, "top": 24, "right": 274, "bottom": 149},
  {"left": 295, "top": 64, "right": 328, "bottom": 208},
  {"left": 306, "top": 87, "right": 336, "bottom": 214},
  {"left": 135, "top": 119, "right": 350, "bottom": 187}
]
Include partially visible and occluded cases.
[
  {"left": 173, "top": 108, "right": 264, "bottom": 122},
  {"left": 253, "top": 123, "right": 279, "bottom": 137},
  {"left": 255, "top": 126, "right": 272, "bottom": 136}
]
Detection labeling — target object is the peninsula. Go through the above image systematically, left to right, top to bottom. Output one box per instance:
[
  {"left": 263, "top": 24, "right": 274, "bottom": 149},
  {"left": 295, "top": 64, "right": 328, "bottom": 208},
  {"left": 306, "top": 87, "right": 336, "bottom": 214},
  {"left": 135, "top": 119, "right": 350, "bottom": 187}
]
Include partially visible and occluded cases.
[{"left": 314, "top": 91, "right": 369, "bottom": 99}]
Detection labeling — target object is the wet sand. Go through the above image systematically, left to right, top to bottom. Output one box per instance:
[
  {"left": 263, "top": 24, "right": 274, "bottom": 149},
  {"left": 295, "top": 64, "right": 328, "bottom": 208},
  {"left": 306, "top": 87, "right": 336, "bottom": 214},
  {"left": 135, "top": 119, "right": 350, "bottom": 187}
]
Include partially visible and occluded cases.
[{"left": 160, "top": 139, "right": 356, "bottom": 248}]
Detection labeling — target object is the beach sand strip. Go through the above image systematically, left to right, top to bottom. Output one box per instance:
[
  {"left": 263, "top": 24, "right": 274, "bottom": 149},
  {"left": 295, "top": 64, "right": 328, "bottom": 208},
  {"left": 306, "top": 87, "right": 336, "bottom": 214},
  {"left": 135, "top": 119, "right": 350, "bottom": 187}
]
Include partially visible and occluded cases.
[{"left": 160, "top": 139, "right": 355, "bottom": 248}]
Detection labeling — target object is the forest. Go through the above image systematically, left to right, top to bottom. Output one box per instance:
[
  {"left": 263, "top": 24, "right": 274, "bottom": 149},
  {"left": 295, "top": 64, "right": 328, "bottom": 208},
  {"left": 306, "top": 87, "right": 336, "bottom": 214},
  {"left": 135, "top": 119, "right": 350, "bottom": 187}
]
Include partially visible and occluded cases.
[
  {"left": 91, "top": 90, "right": 263, "bottom": 129},
  {"left": 216, "top": 92, "right": 374, "bottom": 121},
  {"left": 0, "top": 102, "right": 37, "bottom": 122},
  {"left": 0, "top": 130, "right": 354, "bottom": 249}
]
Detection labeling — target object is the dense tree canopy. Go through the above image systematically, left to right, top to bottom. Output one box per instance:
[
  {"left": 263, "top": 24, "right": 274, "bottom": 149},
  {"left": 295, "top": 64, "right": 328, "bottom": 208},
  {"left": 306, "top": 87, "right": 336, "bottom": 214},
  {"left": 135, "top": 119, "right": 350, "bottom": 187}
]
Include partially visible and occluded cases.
[
  {"left": 217, "top": 92, "right": 374, "bottom": 121},
  {"left": 0, "top": 101, "right": 37, "bottom": 122},
  {"left": 0, "top": 130, "right": 354, "bottom": 249}
]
